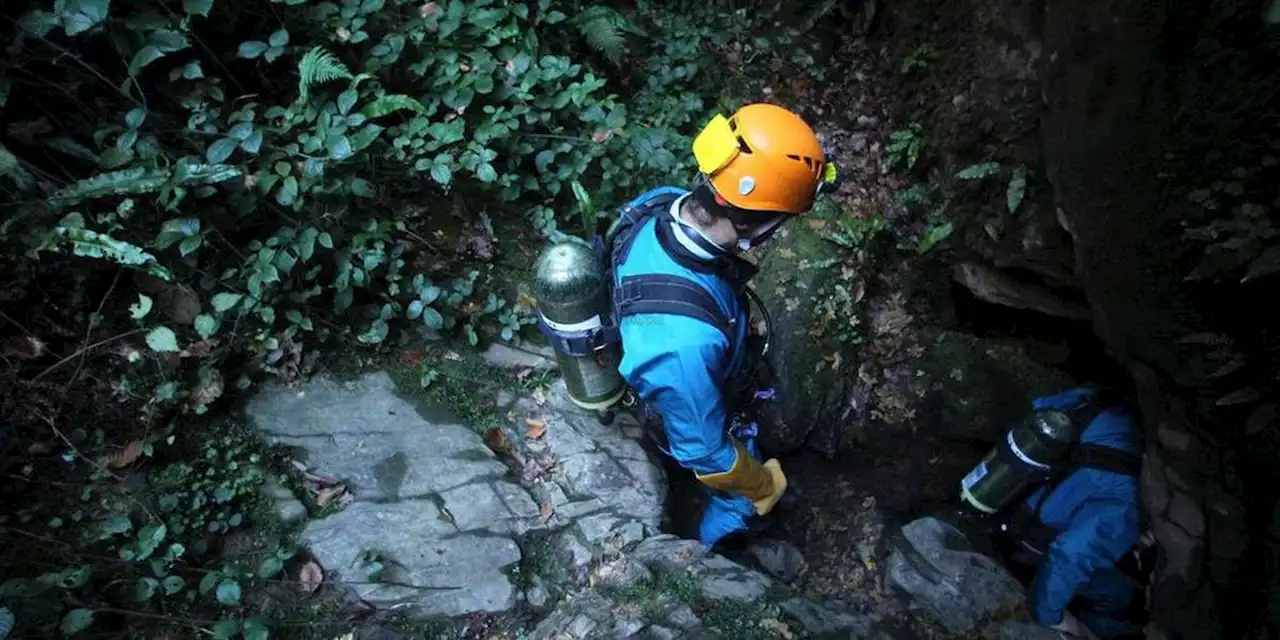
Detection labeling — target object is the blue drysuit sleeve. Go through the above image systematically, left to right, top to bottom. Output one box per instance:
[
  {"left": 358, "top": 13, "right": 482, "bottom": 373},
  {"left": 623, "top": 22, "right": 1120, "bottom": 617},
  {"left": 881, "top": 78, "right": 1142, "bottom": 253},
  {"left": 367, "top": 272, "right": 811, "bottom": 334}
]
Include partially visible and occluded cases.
[
  {"left": 624, "top": 318, "right": 738, "bottom": 475},
  {"left": 1029, "top": 496, "right": 1141, "bottom": 625}
]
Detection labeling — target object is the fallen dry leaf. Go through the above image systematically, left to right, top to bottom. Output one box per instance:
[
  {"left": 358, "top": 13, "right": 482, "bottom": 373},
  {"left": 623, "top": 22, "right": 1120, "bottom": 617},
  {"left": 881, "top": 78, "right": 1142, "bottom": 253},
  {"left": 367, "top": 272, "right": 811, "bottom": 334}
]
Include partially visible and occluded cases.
[
  {"left": 420, "top": 2, "right": 439, "bottom": 17},
  {"left": 592, "top": 129, "right": 613, "bottom": 143},
  {"left": 806, "top": 219, "right": 827, "bottom": 230},
  {"left": 3, "top": 336, "right": 48, "bottom": 360},
  {"left": 179, "top": 339, "right": 220, "bottom": 358},
  {"left": 531, "top": 388, "right": 547, "bottom": 406},
  {"left": 525, "top": 418, "right": 547, "bottom": 440},
  {"left": 484, "top": 427, "right": 510, "bottom": 455},
  {"left": 100, "top": 440, "right": 144, "bottom": 469},
  {"left": 290, "top": 459, "right": 309, "bottom": 473},
  {"left": 304, "top": 470, "right": 337, "bottom": 485},
  {"left": 315, "top": 485, "right": 346, "bottom": 508},
  {"left": 861, "top": 495, "right": 877, "bottom": 510},
  {"left": 539, "top": 501, "right": 554, "bottom": 522},
  {"left": 299, "top": 561, "right": 324, "bottom": 594}
]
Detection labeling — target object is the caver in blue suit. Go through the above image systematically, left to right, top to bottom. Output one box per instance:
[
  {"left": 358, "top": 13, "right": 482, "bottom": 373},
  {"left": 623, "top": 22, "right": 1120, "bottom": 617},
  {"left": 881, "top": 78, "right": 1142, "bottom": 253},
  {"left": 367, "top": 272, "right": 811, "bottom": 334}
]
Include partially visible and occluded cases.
[
  {"left": 614, "top": 187, "right": 777, "bottom": 548},
  {"left": 1020, "top": 387, "right": 1145, "bottom": 638}
]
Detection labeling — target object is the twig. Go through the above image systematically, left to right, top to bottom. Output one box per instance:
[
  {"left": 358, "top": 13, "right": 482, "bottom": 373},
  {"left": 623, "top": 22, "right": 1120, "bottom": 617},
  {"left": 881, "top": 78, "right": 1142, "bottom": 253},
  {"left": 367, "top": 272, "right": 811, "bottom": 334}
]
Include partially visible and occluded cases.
[
  {"left": 25, "top": 29, "right": 142, "bottom": 107},
  {"left": 54, "top": 269, "right": 122, "bottom": 416},
  {"left": 29, "top": 328, "right": 146, "bottom": 383},
  {"left": 31, "top": 409, "right": 122, "bottom": 483}
]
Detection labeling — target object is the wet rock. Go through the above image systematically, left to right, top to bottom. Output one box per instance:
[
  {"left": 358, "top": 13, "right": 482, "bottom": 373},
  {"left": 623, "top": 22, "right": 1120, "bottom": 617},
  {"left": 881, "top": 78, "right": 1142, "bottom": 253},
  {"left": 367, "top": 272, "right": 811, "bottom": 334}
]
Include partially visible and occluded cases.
[
  {"left": 953, "top": 262, "right": 1091, "bottom": 320},
  {"left": 481, "top": 343, "right": 556, "bottom": 370},
  {"left": 886, "top": 517, "right": 1025, "bottom": 634},
  {"left": 632, "top": 535, "right": 709, "bottom": 574},
  {"left": 743, "top": 539, "right": 806, "bottom": 582},
  {"left": 699, "top": 568, "right": 772, "bottom": 602},
  {"left": 526, "top": 590, "right": 621, "bottom": 640},
  {"left": 779, "top": 598, "right": 875, "bottom": 636}
]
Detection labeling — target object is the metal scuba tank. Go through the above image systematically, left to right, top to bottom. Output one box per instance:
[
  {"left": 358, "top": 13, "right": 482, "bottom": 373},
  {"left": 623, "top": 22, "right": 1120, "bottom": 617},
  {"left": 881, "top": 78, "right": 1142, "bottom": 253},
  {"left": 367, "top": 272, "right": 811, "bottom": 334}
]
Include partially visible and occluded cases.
[
  {"left": 533, "top": 241, "right": 626, "bottom": 411},
  {"left": 960, "top": 409, "right": 1080, "bottom": 514}
]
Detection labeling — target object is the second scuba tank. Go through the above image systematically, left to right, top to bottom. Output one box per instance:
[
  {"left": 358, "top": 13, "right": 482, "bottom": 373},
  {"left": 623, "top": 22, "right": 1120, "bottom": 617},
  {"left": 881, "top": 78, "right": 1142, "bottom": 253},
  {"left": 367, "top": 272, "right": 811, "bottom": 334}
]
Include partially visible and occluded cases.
[
  {"left": 533, "top": 241, "right": 626, "bottom": 411},
  {"left": 960, "top": 409, "right": 1080, "bottom": 513}
]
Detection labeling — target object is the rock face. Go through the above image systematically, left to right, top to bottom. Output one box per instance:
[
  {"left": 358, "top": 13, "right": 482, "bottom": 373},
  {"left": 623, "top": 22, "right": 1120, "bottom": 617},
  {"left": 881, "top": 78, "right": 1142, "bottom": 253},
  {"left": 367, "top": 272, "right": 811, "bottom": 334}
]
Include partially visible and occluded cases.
[{"left": 886, "top": 517, "right": 1025, "bottom": 634}]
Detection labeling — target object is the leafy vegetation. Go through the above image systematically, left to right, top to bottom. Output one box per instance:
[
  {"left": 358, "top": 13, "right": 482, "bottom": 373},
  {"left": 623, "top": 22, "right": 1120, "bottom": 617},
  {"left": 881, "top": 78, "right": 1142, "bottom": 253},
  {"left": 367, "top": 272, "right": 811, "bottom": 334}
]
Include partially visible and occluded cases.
[{"left": 0, "top": 0, "right": 836, "bottom": 635}]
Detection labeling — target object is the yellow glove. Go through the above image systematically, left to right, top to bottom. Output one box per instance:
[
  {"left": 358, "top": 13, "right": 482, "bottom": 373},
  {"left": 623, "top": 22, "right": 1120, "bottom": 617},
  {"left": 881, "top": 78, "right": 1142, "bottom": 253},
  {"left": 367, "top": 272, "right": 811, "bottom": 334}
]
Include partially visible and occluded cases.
[{"left": 694, "top": 441, "right": 789, "bottom": 515}]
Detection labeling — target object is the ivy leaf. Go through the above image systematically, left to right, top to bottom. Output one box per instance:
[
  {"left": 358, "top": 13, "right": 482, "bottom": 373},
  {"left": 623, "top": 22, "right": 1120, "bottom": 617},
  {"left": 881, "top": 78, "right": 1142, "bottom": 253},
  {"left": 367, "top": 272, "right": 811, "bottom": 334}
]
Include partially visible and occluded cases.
[
  {"left": 60, "top": 0, "right": 109, "bottom": 36},
  {"left": 184, "top": 0, "right": 213, "bottom": 16},
  {"left": 269, "top": 28, "right": 289, "bottom": 48},
  {"left": 238, "top": 41, "right": 269, "bottom": 59},
  {"left": 128, "top": 46, "right": 166, "bottom": 77},
  {"left": 337, "top": 89, "right": 359, "bottom": 115},
  {"left": 126, "top": 108, "right": 147, "bottom": 129},
  {"left": 327, "top": 135, "right": 352, "bottom": 160},
  {"left": 206, "top": 137, "right": 239, "bottom": 164},
  {"left": 430, "top": 163, "right": 452, "bottom": 186},
  {"left": 476, "top": 163, "right": 498, "bottom": 183},
  {"left": 1007, "top": 166, "right": 1028, "bottom": 214},
  {"left": 276, "top": 176, "right": 299, "bottom": 206},
  {"left": 211, "top": 293, "right": 243, "bottom": 313},
  {"left": 130, "top": 294, "right": 153, "bottom": 320},
  {"left": 421, "top": 307, "right": 443, "bottom": 329},
  {"left": 194, "top": 314, "right": 218, "bottom": 339},
  {"left": 145, "top": 327, "right": 180, "bottom": 353},
  {"left": 136, "top": 523, "right": 167, "bottom": 560},
  {"left": 258, "top": 556, "right": 284, "bottom": 578},
  {"left": 163, "top": 576, "right": 185, "bottom": 595},
  {"left": 134, "top": 577, "right": 159, "bottom": 602},
  {"left": 216, "top": 580, "right": 242, "bottom": 605},
  {"left": 60, "top": 609, "right": 94, "bottom": 634},
  {"left": 243, "top": 618, "right": 270, "bottom": 640},
  {"left": 211, "top": 619, "right": 240, "bottom": 639}
]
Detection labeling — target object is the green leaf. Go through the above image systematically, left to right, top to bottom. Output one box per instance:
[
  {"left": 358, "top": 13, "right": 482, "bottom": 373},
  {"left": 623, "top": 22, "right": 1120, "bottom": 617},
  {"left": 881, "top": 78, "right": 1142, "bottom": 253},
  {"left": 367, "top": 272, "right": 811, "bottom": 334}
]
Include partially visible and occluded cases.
[
  {"left": 60, "top": 0, "right": 109, "bottom": 36},
  {"left": 184, "top": 0, "right": 213, "bottom": 16},
  {"left": 18, "top": 10, "right": 59, "bottom": 37},
  {"left": 269, "top": 28, "right": 289, "bottom": 47},
  {"left": 238, "top": 41, "right": 269, "bottom": 59},
  {"left": 128, "top": 46, "right": 166, "bottom": 77},
  {"left": 298, "top": 46, "right": 354, "bottom": 102},
  {"left": 182, "top": 60, "right": 204, "bottom": 79},
  {"left": 338, "top": 89, "right": 359, "bottom": 115},
  {"left": 360, "top": 94, "right": 428, "bottom": 119},
  {"left": 126, "top": 108, "right": 147, "bottom": 129},
  {"left": 242, "top": 130, "right": 263, "bottom": 154},
  {"left": 327, "top": 135, "right": 352, "bottom": 160},
  {"left": 207, "top": 137, "right": 239, "bottom": 164},
  {"left": 955, "top": 161, "right": 1001, "bottom": 180},
  {"left": 430, "top": 163, "right": 452, "bottom": 186},
  {"left": 476, "top": 163, "right": 498, "bottom": 183},
  {"left": 1006, "top": 166, "right": 1028, "bottom": 214},
  {"left": 276, "top": 176, "right": 299, "bottom": 206},
  {"left": 916, "top": 222, "right": 954, "bottom": 255},
  {"left": 318, "top": 232, "right": 334, "bottom": 249},
  {"left": 179, "top": 235, "right": 203, "bottom": 256},
  {"left": 1243, "top": 245, "right": 1280, "bottom": 282},
  {"left": 211, "top": 293, "right": 243, "bottom": 313},
  {"left": 130, "top": 294, "right": 153, "bottom": 320},
  {"left": 407, "top": 300, "right": 424, "bottom": 320},
  {"left": 421, "top": 307, "right": 443, "bottom": 329},
  {"left": 194, "top": 314, "right": 218, "bottom": 339},
  {"left": 146, "top": 327, "right": 180, "bottom": 353},
  {"left": 213, "top": 486, "right": 234, "bottom": 503},
  {"left": 96, "top": 515, "right": 133, "bottom": 540},
  {"left": 136, "top": 523, "right": 167, "bottom": 560},
  {"left": 258, "top": 556, "right": 284, "bottom": 578},
  {"left": 59, "top": 565, "right": 91, "bottom": 588},
  {"left": 163, "top": 576, "right": 185, "bottom": 595},
  {"left": 135, "top": 577, "right": 159, "bottom": 602},
  {"left": 216, "top": 580, "right": 242, "bottom": 605},
  {"left": 60, "top": 609, "right": 94, "bottom": 634},
  {"left": 243, "top": 618, "right": 270, "bottom": 640},
  {"left": 211, "top": 619, "right": 240, "bottom": 639}
]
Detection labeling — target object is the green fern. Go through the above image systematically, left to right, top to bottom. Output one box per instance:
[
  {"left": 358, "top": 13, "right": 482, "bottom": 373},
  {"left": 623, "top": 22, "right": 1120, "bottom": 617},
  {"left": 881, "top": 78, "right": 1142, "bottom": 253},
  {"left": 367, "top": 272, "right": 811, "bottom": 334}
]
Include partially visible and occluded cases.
[
  {"left": 571, "top": 7, "right": 642, "bottom": 65},
  {"left": 298, "top": 46, "right": 354, "bottom": 102},
  {"left": 360, "top": 94, "right": 428, "bottom": 119},
  {"left": 53, "top": 167, "right": 171, "bottom": 203},
  {"left": 54, "top": 226, "right": 174, "bottom": 281}
]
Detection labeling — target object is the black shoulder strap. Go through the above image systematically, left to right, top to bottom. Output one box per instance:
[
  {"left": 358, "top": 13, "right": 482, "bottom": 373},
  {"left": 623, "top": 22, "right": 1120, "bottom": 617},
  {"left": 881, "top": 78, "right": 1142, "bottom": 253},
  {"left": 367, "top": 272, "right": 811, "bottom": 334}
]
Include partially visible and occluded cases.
[
  {"left": 614, "top": 274, "right": 734, "bottom": 340},
  {"left": 1074, "top": 444, "right": 1142, "bottom": 477}
]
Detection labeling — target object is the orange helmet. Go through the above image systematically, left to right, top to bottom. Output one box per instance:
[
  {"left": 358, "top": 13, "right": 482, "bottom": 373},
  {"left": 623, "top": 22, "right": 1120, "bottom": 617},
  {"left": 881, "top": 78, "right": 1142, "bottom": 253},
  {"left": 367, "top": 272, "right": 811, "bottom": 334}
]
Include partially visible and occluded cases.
[{"left": 692, "top": 104, "right": 835, "bottom": 215}]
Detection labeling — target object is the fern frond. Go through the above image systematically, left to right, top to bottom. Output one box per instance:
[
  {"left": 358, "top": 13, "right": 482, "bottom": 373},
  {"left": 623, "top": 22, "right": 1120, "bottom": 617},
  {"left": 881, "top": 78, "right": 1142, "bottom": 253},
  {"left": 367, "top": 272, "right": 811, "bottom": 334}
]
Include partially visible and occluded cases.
[
  {"left": 573, "top": 7, "right": 628, "bottom": 64},
  {"left": 298, "top": 46, "right": 354, "bottom": 102},
  {"left": 360, "top": 94, "right": 428, "bottom": 120},
  {"left": 53, "top": 167, "right": 170, "bottom": 203},
  {"left": 54, "top": 226, "right": 174, "bottom": 281}
]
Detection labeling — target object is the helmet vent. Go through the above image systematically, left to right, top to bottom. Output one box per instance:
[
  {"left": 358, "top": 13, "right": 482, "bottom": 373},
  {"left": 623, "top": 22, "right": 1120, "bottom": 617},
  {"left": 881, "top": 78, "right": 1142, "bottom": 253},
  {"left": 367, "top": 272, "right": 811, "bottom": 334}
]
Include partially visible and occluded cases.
[{"left": 736, "top": 136, "right": 753, "bottom": 154}]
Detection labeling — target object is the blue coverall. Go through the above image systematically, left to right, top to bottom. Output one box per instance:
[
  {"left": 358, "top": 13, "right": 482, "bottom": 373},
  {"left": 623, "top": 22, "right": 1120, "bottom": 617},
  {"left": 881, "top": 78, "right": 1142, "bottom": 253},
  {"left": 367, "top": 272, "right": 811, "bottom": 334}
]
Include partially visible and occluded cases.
[
  {"left": 614, "top": 188, "right": 761, "bottom": 548},
  {"left": 1024, "top": 388, "right": 1143, "bottom": 638}
]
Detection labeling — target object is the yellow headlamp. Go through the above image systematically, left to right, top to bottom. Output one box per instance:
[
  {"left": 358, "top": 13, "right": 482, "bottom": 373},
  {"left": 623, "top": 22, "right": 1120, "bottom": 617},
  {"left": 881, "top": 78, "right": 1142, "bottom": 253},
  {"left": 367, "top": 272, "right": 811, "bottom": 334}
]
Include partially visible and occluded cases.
[{"left": 692, "top": 114, "right": 739, "bottom": 177}]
